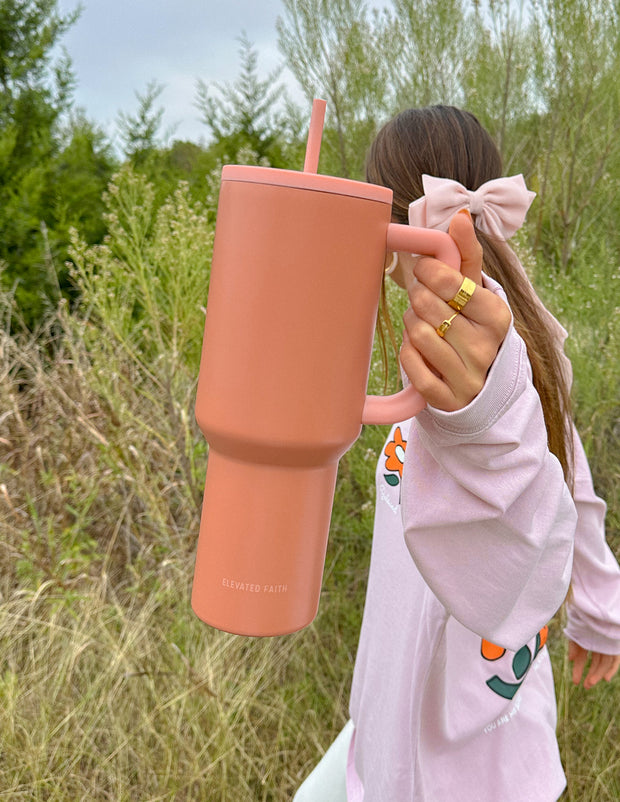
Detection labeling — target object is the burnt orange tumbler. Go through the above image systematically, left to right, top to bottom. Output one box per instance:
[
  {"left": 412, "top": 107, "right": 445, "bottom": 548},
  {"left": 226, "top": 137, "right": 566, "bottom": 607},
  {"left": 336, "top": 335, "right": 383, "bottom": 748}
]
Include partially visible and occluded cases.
[{"left": 192, "top": 101, "right": 460, "bottom": 635}]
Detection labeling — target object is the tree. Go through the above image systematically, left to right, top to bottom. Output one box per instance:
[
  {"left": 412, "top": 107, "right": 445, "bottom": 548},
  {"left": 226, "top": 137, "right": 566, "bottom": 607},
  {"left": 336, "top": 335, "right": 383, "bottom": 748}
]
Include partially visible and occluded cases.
[
  {"left": 0, "top": 0, "right": 78, "bottom": 322},
  {"left": 277, "top": 0, "right": 389, "bottom": 178},
  {"left": 382, "top": 0, "right": 473, "bottom": 110},
  {"left": 459, "top": 0, "right": 542, "bottom": 177},
  {"left": 528, "top": 0, "right": 620, "bottom": 269},
  {"left": 0, "top": 1, "right": 118, "bottom": 326},
  {"left": 195, "top": 33, "right": 289, "bottom": 167},
  {"left": 117, "top": 80, "right": 169, "bottom": 166},
  {"left": 45, "top": 113, "right": 117, "bottom": 305}
]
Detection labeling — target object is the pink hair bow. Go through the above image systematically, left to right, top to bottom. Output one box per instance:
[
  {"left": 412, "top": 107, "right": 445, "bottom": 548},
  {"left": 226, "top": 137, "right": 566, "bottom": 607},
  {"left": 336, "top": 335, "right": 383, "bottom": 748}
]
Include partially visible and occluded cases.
[{"left": 408, "top": 174, "right": 536, "bottom": 240}]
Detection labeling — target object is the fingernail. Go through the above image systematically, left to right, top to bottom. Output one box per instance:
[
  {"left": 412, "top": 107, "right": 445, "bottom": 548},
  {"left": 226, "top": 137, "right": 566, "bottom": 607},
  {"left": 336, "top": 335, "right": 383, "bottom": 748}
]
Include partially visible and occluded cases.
[{"left": 458, "top": 208, "right": 472, "bottom": 220}]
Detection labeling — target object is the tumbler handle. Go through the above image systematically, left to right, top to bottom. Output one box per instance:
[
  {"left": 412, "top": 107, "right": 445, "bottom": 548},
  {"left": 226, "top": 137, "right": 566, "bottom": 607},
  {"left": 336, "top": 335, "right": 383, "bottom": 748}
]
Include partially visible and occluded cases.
[{"left": 361, "top": 225, "right": 461, "bottom": 425}]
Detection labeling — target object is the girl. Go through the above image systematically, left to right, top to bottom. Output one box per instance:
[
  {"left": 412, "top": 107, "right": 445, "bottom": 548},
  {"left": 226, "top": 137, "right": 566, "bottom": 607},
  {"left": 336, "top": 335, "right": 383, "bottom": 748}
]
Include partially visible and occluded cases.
[{"left": 294, "top": 106, "right": 620, "bottom": 802}]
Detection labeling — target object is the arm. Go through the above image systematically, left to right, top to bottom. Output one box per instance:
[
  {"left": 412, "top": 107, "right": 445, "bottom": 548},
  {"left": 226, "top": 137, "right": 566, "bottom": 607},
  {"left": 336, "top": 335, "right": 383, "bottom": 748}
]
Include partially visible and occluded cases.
[
  {"left": 397, "top": 211, "right": 575, "bottom": 651},
  {"left": 400, "top": 320, "right": 576, "bottom": 651},
  {"left": 565, "top": 428, "right": 620, "bottom": 687}
]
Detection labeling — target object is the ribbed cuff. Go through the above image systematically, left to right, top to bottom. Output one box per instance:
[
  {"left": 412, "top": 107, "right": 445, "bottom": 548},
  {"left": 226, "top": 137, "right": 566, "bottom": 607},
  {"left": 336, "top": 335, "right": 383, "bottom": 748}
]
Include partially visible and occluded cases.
[{"left": 563, "top": 623, "right": 620, "bottom": 656}]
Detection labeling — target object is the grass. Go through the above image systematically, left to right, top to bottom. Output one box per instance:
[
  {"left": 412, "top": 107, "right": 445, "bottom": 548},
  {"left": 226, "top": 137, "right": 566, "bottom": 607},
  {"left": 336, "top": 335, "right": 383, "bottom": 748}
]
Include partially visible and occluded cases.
[
  {"left": 0, "top": 170, "right": 618, "bottom": 800},
  {"left": 0, "top": 572, "right": 339, "bottom": 800}
]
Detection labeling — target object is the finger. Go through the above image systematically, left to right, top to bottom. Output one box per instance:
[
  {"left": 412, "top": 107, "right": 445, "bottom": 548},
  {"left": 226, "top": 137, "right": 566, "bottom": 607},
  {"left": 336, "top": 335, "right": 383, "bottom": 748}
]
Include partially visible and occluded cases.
[
  {"left": 447, "top": 209, "right": 484, "bottom": 286},
  {"left": 411, "top": 256, "right": 510, "bottom": 333},
  {"left": 408, "top": 258, "right": 473, "bottom": 315},
  {"left": 403, "top": 305, "right": 466, "bottom": 372},
  {"left": 402, "top": 306, "right": 464, "bottom": 376},
  {"left": 402, "top": 307, "right": 488, "bottom": 410},
  {"left": 400, "top": 313, "right": 478, "bottom": 411},
  {"left": 400, "top": 328, "right": 455, "bottom": 410},
  {"left": 568, "top": 642, "right": 588, "bottom": 685},
  {"left": 584, "top": 652, "right": 606, "bottom": 689},
  {"left": 585, "top": 653, "right": 620, "bottom": 688},
  {"left": 604, "top": 655, "right": 620, "bottom": 682}
]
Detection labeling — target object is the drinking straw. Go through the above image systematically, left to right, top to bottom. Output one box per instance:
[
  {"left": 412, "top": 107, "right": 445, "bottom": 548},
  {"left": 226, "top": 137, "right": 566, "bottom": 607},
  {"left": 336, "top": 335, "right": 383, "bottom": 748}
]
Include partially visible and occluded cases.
[{"left": 303, "top": 99, "right": 327, "bottom": 173}]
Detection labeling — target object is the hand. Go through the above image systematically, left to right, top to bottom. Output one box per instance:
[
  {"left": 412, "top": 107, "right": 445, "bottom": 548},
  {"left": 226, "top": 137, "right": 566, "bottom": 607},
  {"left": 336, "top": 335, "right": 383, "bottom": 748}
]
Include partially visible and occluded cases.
[
  {"left": 399, "top": 209, "right": 511, "bottom": 412},
  {"left": 568, "top": 641, "right": 620, "bottom": 689}
]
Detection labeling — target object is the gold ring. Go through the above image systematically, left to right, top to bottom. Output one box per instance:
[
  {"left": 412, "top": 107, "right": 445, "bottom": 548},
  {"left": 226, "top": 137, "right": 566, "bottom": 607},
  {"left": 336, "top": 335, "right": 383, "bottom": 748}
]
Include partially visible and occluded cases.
[
  {"left": 448, "top": 276, "right": 476, "bottom": 312},
  {"left": 436, "top": 313, "right": 459, "bottom": 338}
]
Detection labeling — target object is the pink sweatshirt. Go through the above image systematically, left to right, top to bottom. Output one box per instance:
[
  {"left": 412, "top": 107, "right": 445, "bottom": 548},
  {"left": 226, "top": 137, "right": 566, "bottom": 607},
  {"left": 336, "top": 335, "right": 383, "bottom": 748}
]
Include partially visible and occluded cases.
[{"left": 347, "top": 275, "right": 620, "bottom": 801}]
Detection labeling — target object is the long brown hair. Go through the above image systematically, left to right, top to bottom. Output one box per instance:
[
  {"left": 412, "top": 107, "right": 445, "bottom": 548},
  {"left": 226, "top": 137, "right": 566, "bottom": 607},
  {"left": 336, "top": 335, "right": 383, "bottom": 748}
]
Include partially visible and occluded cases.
[{"left": 367, "top": 106, "right": 574, "bottom": 485}]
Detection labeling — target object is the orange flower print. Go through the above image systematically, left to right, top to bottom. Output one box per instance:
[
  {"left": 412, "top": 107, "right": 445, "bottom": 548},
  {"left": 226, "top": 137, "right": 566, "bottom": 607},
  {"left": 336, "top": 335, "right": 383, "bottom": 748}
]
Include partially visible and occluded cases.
[
  {"left": 384, "top": 427, "right": 407, "bottom": 487},
  {"left": 537, "top": 624, "right": 548, "bottom": 650},
  {"left": 482, "top": 625, "right": 550, "bottom": 699},
  {"left": 481, "top": 639, "right": 506, "bottom": 661}
]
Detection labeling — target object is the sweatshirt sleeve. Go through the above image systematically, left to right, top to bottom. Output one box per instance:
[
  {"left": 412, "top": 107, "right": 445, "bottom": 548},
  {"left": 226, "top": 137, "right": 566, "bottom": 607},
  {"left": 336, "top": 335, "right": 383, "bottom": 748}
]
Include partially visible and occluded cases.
[
  {"left": 400, "top": 280, "right": 576, "bottom": 652},
  {"left": 563, "top": 429, "right": 620, "bottom": 654}
]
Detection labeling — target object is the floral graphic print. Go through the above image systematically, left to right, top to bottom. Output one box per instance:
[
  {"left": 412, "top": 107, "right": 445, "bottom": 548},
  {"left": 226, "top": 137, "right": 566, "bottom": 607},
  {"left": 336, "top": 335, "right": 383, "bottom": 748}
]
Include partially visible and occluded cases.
[
  {"left": 383, "top": 427, "right": 407, "bottom": 487},
  {"left": 481, "top": 626, "right": 549, "bottom": 699}
]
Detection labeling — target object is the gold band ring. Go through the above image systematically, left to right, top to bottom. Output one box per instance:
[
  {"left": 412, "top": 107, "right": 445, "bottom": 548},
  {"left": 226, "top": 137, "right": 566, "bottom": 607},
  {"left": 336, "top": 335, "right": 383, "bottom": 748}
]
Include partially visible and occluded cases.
[
  {"left": 448, "top": 276, "right": 476, "bottom": 312},
  {"left": 436, "top": 313, "right": 459, "bottom": 338}
]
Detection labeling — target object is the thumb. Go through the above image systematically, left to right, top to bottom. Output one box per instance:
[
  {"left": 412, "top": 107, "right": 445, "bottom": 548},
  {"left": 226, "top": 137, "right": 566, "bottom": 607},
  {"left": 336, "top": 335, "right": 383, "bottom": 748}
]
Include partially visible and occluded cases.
[
  {"left": 448, "top": 209, "right": 484, "bottom": 286},
  {"left": 567, "top": 641, "right": 588, "bottom": 685}
]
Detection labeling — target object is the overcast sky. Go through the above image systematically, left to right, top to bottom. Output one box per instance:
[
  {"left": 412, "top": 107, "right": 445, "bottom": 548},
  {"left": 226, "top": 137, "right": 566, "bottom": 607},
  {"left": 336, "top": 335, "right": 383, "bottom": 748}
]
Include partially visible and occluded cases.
[{"left": 55, "top": 0, "right": 305, "bottom": 149}]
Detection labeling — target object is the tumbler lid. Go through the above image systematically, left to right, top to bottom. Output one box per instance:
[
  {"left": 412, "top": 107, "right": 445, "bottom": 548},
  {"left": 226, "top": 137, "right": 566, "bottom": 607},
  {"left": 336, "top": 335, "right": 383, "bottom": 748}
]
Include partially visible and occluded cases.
[{"left": 221, "top": 164, "right": 393, "bottom": 205}]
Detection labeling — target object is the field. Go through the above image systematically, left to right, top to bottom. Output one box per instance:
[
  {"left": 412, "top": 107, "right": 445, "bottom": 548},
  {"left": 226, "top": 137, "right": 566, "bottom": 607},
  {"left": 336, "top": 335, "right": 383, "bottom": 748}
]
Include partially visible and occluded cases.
[
  {"left": 2, "top": 0, "right": 620, "bottom": 796},
  {"left": 0, "top": 170, "right": 618, "bottom": 800}
]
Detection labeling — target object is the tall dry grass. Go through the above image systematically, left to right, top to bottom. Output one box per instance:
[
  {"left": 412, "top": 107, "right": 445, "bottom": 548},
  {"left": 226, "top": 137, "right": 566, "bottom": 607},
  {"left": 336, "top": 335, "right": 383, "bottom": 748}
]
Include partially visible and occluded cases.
[{"left": 0, "top": 295, "right": 356, "bottom": 799}]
